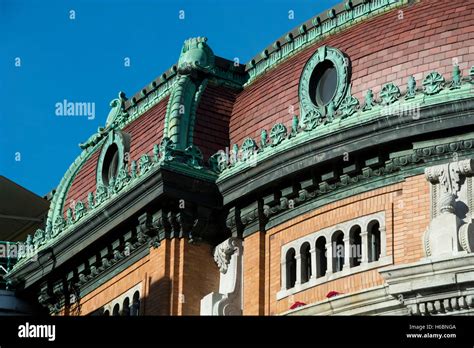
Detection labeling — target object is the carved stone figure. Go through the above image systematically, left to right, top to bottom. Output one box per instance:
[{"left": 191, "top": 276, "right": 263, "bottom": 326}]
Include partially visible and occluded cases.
[{"left": 201, "top": 237, "right": 243, "bottom": 315}]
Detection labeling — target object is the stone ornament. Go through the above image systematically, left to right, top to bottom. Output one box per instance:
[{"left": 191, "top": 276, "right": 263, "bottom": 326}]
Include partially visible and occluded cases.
[
  {"left": 423, "top": 159, "right": 474, "bottom": 257},
  {"left": 201, "top": 237, "right": 243, "bottom": 315},
  {"left": 213, "top": 237, "right": 239, "bottom": 274}
]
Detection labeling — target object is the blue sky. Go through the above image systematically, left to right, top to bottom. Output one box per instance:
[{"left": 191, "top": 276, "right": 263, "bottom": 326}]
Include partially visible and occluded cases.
[{"left": 0, "top": 0, "right": 340, "bottom": 196}]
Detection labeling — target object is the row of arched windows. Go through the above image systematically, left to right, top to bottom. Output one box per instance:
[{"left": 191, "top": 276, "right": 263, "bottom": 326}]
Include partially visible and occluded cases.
[
  {"left": 284, "top": 220, "right": 382, "bottom": 290},
  {"left": 103, "top": 290, "right": 140, "bottom": 316}
]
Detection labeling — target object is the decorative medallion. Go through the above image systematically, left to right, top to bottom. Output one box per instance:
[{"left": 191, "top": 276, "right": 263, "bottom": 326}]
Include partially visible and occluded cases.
[
  {"left": 423, "top": 72, "right": 445, "bottom": 95},
  {"left": 379, "top": 83, "right": 401, "bottom": 105},
  {"left": 301, "top": 109, "right": 322, "bottom": 131},
  {"left": 270, "top": 123, "right": 288, "bottom": 146},
  {"left": 241, "top": 138, "right": 258, "bottom": 161}
]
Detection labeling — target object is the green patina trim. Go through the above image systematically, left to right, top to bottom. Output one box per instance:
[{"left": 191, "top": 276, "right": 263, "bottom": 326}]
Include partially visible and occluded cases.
[
  {"left": 245, "top": 0, "right": 407, "bottom": 86},
  {"left": 164, "top": 37, "right": 216, "bottom": 151},
  {"left": 299, "top": 45, "right": 350, "bottom": 122},
  {"left": 215, "top": 67, "right": 474, "bottom": 182},
  {"left": 188, "top": 79, "right": 208, "bottom": 145},
  {"left": 95, "top": 130, "right": 130, "bottom": 188},
  {"left": 11, "top": 137, "right": 215, "bottom": 270}
]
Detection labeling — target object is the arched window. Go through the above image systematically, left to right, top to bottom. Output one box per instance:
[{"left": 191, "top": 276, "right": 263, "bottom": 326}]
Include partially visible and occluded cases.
[
  {"left": 102, "top": 143, "right": 119, "bottom": 186},
  {"left": 368, "top": 220, "right": 381, "bottom": 262},
  {"left": 349, "top": 225, "right": 362, "bottom": 267},
  {"left": 332, "top": 231, "right": 344, "bottom": 273},
  {"left": 315, "top": 237, "right": 327, "bottom": 278},
  {"left": 300, "top": 242, "right": 312, "bottom": 283},
  {"left": 286, "top": 248, "right": 296, "bottom": 289},
  {"left": 131, "top": 291, "right": 140, "bottom": 316},
  {"left": 121, "top": 297, "right": 130, "bottom": 316},
  {"left": 112, "top": 303, "right": 120, "bottom": 316},
  {"left": 103, "top": 309, "right": 110, "bottom": 316}
]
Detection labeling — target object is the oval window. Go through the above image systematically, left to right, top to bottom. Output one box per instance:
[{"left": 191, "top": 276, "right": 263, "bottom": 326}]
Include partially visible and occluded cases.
[
  {"left": 309, "top": 60, "right": 338, "bottom": 107},
  {"left": 102, "top": 143, "right": 119, "bottom": 186}
]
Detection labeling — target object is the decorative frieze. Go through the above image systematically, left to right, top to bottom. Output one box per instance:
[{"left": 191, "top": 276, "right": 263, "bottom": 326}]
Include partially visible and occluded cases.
[
  {"left": 212, "top": 67, "right": 473, "bottom": 176},
  {"left": 13, "top": 138, "right": 214, "bottom": 266}
]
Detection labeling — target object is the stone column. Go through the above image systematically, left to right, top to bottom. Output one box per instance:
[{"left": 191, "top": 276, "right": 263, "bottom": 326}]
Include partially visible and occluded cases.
[
  {"left": 380, "top": 226, "right": 387, "bottom": 258},
  {"left": 360, "top": 231, "right": 369, "bottom": 264},
  {"left": 343, "top": 237, "right": 351, "bottom": 270},
  {"left": 325, "top": 241, "right": 333, "bottom": 276},
  {"left": 310, "top": 247, "right": 317, "bottom": 280},
  {"left": 295, "top": 254, "right": 302, "bottom": 286},
  {"left": 281, "top": 260, "right": 287, "bottom": 290}
]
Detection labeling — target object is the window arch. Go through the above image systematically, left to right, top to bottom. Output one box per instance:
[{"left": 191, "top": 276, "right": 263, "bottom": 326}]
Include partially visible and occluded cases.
[
  {"left": 96, "top": 130, "right": 131, "bottom": 188},
  {"left": 102, "top": 143, "right": 119, "bottom": 186},
  {"left": 368, "top": 220, "right": 381, "bottom": 262},
  {"left": 349, "top": 225, "right": 362, "bottom": 267},
  {"left": 332, "top": 231, "right": 345, "bottom": 273},
  {"left": 315, "top": 236, "right": 327, "bottom": 278},
  {"left": 300, "top": 242, "right": 312, "bottom": 283},
  {"left": 285, "top": 248, "right": 297, "bottom": 289},
  {"left": 131, "top": 291, "right": 140, "bottom": 316},
  {"left": 121, "top": 297, "right": 130, "bottom": 316},
  {"left": 112, "top": 303, "right": 120, "bottom": 316},
  {"left": 103, "top": 309, "right": 110, "bottom": 316}
]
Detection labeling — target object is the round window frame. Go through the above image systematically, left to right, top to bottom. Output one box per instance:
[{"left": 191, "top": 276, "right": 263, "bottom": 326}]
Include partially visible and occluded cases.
[
  {"left": 299, "top": 46, "right": 351, "bottom": 117},
  {"left": 96, "top": 130, "right": 131, "bottom": 188}
]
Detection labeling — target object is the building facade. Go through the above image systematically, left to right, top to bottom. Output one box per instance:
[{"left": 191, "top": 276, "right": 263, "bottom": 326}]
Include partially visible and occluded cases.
[{"left": 4, "top": 0, "right": 474, "bottom": 316}]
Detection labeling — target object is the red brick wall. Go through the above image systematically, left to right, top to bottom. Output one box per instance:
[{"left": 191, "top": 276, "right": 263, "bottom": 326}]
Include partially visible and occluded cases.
[
  {"left": 229, "top": 0, "right": 474, "bottom": 146},
  {"left": 193, "top": 84, "right": 236, "bottom": 160},
  {"left": 123, "top": 96, "right": 169, "bottom": 161},
  {"left": 63, "top": 97, "right": 168, "bottom": 216},
  {"left": 63, "top": 149, "right": 100, "bottom": 215},
  {"left": 240, "top": 174, "right": 431, "bottom": 315},
  {"left": 243, "top": 231, "right": 266, "bottom": 315},
  {"left": 71, "top": 238, "right": 218, "bottom": 316}
]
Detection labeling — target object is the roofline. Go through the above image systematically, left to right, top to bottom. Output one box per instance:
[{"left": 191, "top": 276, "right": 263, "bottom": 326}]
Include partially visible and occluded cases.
[
  {"left": 120, "top": 0, "right": 409, "bottom": 113},
  {"left": 244, "top": 0, "right": 409, "bottom": 84}
]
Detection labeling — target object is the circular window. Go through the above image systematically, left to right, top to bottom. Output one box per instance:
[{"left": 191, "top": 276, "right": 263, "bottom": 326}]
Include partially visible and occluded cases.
[
  {"left": 299, "top": 46, "right": 350, "bottom": 121},
  {"left": 309, "top": 60, "right": 338, "bottom": 107},
  {"left": 102, "top": 143, "right": 119, "bottom": 186}
]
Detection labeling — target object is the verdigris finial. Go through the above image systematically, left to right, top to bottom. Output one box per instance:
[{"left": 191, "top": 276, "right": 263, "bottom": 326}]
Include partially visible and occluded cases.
[
  {"left": 178, "top": 37, "right": 215, "bottom": 74},
  {"left": 449, "top": 65, "right": 462, "bottom": 90},
  {"left": 405, "top": 76, "right": 417, "bottom": 99},
  {"left": 362, "top": 89, "right": 375, "bottom": 111},
  {"left": 290, "top": 115, "right": 299, "bottom": 137},
  {"left": 260, "top": 129, "right": 268, "bottom": 150},
  {"left": 232, "top": 144, "right": 239, "bottom": 163}
]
